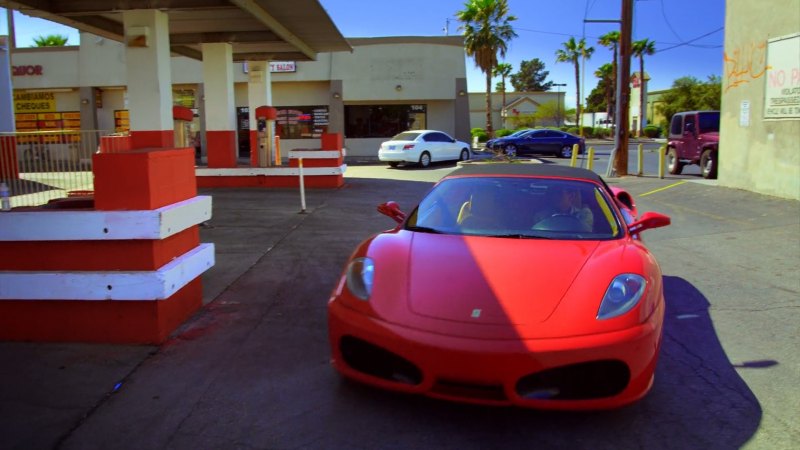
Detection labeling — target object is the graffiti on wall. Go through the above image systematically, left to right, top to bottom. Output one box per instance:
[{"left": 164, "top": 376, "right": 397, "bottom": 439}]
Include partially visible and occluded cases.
[{"left": 724, "top": 41, "right": 771, "bottom": 92}]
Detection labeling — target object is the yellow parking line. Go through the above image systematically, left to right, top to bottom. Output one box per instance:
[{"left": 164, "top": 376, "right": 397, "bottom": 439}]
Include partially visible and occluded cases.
[{"left": 640, "top": 180, "right": 687, "bottom": 197}]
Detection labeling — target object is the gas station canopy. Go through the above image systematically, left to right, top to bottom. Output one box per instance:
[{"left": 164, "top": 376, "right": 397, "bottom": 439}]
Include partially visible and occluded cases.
[{"left": 5, "top": 0, "right": 352, "bottom": 61}]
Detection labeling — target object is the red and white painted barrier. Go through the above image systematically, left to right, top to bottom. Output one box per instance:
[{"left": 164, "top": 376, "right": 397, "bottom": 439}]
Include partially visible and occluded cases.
[
  {"left": 197, "top": 132, "right": 346, "bottom": 188},
  {"left": 0, "top": 148, "right": 213, "bottom": 344}
]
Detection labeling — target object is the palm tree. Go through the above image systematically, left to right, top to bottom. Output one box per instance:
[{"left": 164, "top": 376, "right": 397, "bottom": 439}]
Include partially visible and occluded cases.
[
  {"left": 457, "top": 0, "right": 518, "bottom": 137},
  {"left": 598, "top": 31, "right": 620, "bottom": 122},
  {"left": 32, "top": 34, "right": 69, "bottom": 47},
  {"left": 555, "top": 37, "right": 594, "bottom": 128},
  {"left": 632, "top": 38, "right": 656, "bottom": 136},
  {"left": 493, "top": 62, "right": 513, "bottom": 127},
  {"left": 594, "top": 63, "right": 614, "bottom": 120}
]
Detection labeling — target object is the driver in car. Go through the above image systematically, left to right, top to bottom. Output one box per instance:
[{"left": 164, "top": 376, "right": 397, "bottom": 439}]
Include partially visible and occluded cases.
[{"left": 533, "top": 185, "right": 594, "bottom": 232}]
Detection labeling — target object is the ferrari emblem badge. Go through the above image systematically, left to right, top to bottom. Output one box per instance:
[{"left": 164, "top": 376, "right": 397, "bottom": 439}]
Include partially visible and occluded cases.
[{"left": 471, "top": 309, "right": 481, "bottom": 318}]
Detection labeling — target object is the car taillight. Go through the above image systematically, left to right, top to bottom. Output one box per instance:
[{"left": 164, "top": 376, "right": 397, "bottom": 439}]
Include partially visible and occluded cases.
[{"left": 403, "top": 144, "right": 415, "bottom": 150}]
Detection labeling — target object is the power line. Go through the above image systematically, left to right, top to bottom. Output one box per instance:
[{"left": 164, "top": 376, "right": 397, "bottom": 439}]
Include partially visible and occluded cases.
[
  {"left": 660, "top": 0, "right": 685, "bottom": 43},
  {"left": 655, "top": 27, "right": 724, "bottom": 53}
]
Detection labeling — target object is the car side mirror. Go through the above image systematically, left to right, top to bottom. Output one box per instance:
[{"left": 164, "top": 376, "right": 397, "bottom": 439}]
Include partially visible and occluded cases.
[
  {"left": 377, "top": 201, "right": 406, "bottom": 224},
  {"left": 628, "top": 211, "right": 671, "bottom": 233}
]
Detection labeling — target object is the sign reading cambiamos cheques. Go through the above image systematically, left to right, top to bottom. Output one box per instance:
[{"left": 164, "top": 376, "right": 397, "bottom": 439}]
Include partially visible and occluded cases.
[
  {"left": 765, "top": 33, "right": 800, "bottom": 120},
  {"left": 14, "top": 91, "right": 56, "bottom": 113}
]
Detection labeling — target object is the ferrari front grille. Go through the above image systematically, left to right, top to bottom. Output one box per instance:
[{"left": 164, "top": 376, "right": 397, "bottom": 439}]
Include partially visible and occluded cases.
[
  {"left": 339, "top": 336, "right": 423, "bottom": 385},
  {"left": 515, "top": 360, "right": 630, "bottom": 400},
  {"left": 432, "top": 378, "right": 508, "bottom": 402}
]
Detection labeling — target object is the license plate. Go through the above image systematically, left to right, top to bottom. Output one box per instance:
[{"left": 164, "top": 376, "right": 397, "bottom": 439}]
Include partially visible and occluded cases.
[{"left": 388, "top": 145, "right": 396, "bottom": 150}]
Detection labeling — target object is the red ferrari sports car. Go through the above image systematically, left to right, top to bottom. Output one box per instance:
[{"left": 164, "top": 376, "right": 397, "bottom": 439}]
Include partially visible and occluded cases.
[{"left": 328, "top": 163, "right": 671, "bottom": 410}]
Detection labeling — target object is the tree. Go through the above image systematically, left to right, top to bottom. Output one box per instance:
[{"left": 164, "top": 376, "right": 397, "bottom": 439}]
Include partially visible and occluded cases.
[
  {"left": 457, "top": 0, "right": 518, "bottom": 137},
  {"left": 597, "top": 31, "right": 620, "bottom": 120},
  {"left": 32, "top": 34, "right": 69, "bottom": 47},
  {"left": 555, "top": 37, "right": 594, "bottom": 128},
  {"left": 632, "top": 38, "right": 656, "bottom": 136},
  {"left": 509, "top": 58, "right": 553, "bottom": 92},
  {"left": 493, "top": 62, "right": 513, "bottom": 119},
  {"left": 588, "top": 63, "right": 614, "bottom": 117},
  {"left": 656, "top": 76, "right": 722, "bottom": 127},
  {"left": 533, "top": 100, "right": 565, "bottom": 127}
]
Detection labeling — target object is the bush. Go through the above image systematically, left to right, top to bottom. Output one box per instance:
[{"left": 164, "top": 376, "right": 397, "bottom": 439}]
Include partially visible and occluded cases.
[
  {"left": 643, "top": 125, "right": 661, "bottom": 138},
  {"left": 581, "top": 126, "right": 594, "bottom": 138},
  {"left": 566, "top": 127, "right": 579, "bottom": 135},
  {"left": 470, "top": 128, "right": 485, "bottom": 137},
  {"left": 594, "top": 128, "right": 611, "bottom": 138},
  {"left": 495, "top": 129, "right": 514, "bottom": 138},
  {"left": 474, "top": 131, "right": 489, "bottom": 142}
]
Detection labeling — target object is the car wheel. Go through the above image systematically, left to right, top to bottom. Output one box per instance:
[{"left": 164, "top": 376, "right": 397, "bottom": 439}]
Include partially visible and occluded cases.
[
  {"left": 505, "top": 144, "right": 517, "bottom": 157},
  {"left": 558, "top": 145, "right": 572, "bottom": 158},
  {"left": 667, "top": 148, "right": 683, "bottom": 175},
  {"left": 459, "top": 149, "right": 470, "bottom": 161},
  {"left": 700, "top": 149, "right": 718, "bottom": 179},
  {"left": 418, "top": 151, "right": 431, "bottom": 168},
  {"left": 388, "top": 162, "right": 400, "bottom": 168}
]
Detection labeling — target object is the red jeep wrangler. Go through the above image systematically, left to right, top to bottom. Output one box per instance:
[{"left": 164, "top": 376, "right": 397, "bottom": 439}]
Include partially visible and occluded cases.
[{"left": 666, "top": 111, "right": 720, "bottom": 179}]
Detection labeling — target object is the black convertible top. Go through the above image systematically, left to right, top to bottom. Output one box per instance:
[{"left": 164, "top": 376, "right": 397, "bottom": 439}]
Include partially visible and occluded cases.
[{"left": 447, "top": 162, "right": 605, "bottom": 184}]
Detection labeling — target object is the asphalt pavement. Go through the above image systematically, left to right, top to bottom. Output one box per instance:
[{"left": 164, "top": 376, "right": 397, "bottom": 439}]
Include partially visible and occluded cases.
[{"left": 1, "top": 162, "right": 798, "bottom": 450}]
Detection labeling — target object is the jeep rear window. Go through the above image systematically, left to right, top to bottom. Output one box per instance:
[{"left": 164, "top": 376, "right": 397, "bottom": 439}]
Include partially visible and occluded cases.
[
  {"left": 698, "top": 112, "right": 720, "bottom": 133},
  {"left": 670, "top": 115, "right": 682, "bottom": 135}
]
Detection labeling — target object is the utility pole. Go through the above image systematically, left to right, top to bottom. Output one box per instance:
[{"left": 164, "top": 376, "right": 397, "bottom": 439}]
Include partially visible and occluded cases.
[{"left": 614, "top": 0, "right": 633, "bottom": 177}]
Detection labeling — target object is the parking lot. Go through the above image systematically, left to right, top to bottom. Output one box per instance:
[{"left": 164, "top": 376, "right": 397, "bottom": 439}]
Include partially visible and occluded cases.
[{"left": 1, "top": 162, "right": 798, "bottom": 450}]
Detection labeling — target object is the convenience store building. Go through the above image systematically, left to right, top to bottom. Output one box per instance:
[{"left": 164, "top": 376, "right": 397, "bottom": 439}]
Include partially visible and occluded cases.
[{"left": 8, "top": 34, "right": 470, "bottom": 162}]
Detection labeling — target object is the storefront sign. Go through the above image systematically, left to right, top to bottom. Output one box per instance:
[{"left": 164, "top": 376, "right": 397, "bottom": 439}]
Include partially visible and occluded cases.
[
  {"left": 269, "top": 61, "right": 296, "bottom": 73},
  {"left": 12, "top": 65, "right": 43, "bottom": 76},
  {"left": 13, "top": 91, "right": 56, "bottom": 113}
]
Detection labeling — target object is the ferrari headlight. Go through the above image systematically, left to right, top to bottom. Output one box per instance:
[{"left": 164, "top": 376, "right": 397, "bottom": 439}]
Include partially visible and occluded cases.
[
  {"left": 345, "top": 257, "right": 375, "bottom": 301},
  {"left": 597, "top": 274, "right": 646, "bottom": 320}
]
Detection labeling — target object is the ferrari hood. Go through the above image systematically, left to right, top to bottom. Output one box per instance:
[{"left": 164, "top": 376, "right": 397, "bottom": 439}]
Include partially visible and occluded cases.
[{"left": 407, "top": 234, "right": 600, "bottom": 325}]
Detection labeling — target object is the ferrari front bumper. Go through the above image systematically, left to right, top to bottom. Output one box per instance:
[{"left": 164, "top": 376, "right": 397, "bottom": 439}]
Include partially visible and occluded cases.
[{"left": 328, "top": 299, "right": 664, "bottom": 410}]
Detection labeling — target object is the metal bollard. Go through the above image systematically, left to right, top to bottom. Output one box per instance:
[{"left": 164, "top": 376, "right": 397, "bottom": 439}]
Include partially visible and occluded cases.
[
  {"left": 637, "top": 143, "right": 644, "bottom": 176},
  {"left": 570, "top": 144, "right": 579, "bottom": 167},
  {"left": 658, "top": 145, "right": 666, "bottom": 179},
  {"left": 587, "top": 147, "right": 595, "bottom": 171},
  {"left": 298, "top": 157, "right": 307, "bottom": 213}
]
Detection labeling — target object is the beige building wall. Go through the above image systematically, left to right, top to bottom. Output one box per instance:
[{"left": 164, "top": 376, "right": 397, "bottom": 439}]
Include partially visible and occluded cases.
[{"left": 720, "top": 0, "right": 800, "bottom": 200}]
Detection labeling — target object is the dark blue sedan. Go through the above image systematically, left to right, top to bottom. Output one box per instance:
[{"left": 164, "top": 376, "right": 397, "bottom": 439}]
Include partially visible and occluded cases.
[{"left": 486, "top": 129, "right": 585, "bottom": 158}]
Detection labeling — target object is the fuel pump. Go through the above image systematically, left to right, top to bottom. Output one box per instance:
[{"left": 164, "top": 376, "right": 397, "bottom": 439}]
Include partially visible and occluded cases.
[{"left": 255, "top": 106, "right": 278, "bottom": 167}]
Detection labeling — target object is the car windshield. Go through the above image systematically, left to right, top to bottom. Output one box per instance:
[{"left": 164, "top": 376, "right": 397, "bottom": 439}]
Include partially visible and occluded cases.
[
  {"left": 697, "top": 112, "right": 720, "bottom": 133},
  {"left": 508, "top": 129, "right": 531, "bottom": 137},
  {"left": 391, "top": 131, "right": 422, "bottom": 141},
  {"left": 405, "top": 177, "right": 622, "bottom": 240}
]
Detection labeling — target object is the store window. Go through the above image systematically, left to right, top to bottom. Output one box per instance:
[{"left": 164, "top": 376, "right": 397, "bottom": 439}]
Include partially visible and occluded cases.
[
  {"left": 345, "top": 104, "right": 427, "bottom": 138},
  {"left": 275, "top": 106, "right": 329, "bottom": 139}
]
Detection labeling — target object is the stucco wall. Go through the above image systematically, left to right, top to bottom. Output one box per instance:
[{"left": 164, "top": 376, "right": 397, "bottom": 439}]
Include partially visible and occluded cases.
[
  {"left": 720, "top": 0, "right": 800, "bottom": 200},
  {"left": 333, "top": 39, "right": 466, "bottom": 102},
  {"left": 10, "top": 47, "right": 79, "bottom": 89}
]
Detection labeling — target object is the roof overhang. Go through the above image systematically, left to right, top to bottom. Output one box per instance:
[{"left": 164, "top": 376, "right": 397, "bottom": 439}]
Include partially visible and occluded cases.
[{"left": 5, "top": 0, "right": 352, "bottom": 61}]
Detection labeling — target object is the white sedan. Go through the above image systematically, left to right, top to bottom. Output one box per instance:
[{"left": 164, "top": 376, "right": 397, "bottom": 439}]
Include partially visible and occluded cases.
[{"left": 378, "top": 130, "right": 471, "bottom": 168}]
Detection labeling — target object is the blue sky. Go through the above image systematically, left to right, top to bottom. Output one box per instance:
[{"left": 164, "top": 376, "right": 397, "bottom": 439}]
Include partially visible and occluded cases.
[{"left": 1, "top": 0, "right": 725, "bottom": 108}]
